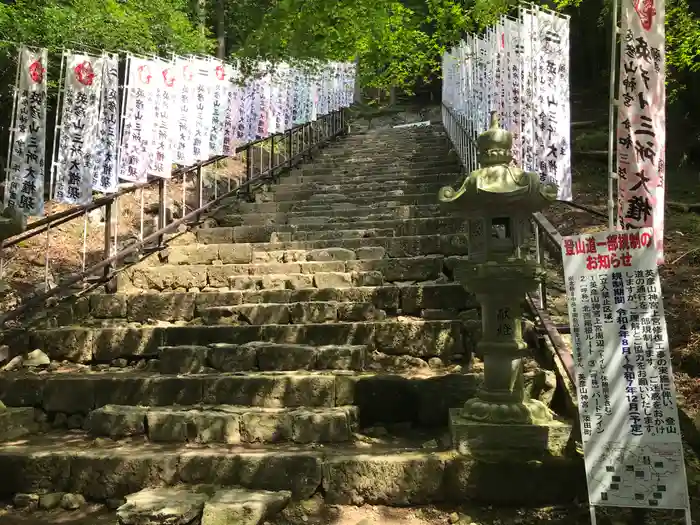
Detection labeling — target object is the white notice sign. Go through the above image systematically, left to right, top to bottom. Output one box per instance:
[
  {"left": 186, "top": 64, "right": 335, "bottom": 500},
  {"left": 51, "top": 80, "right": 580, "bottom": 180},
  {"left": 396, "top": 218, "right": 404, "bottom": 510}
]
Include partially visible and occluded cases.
[{"left": 562, "top": 227, "right": 690, "bottom": 511}]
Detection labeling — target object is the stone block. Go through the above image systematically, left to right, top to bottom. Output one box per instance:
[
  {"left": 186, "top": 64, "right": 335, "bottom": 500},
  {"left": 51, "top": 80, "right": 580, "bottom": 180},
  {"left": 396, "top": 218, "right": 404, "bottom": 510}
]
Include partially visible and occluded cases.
[
  {"left": 197, "top": 227, "right": 234, "bottom": 244},
  {"left": 218, "top": 243, "right": 254, "bottom": 264},
  {"left": 168, "top": 245, "right": 219, "bottom": 265},
  {"left": 356, "top": 246, "right": 386, "bottom": 260},
  {"left": 305, "top": 248, "right": 356, "bottom": 261},
  {"left": 347, "top": 256, "right": 443, "bottom": 282},
  {"left": 299, "top": 261, "right": 346, "bottom": 273},
  {"left": 131, "top": 265, "right": 208, "bottom": 290},
  {"left": 352, "top": 271, "right": 384, "bottom": 286},
  {"left": 314, "top": 272, "right": 352, "bottom": 288},
  {"left": 229, "top": 276, "right": 259, "bottom": 290},
  {"left": 401, "top": 284, "right": 475, "bottom": 314},
  {"left": 195, "top": 291, "right": 245, "bottom": 312},
  {"left": 127, "top": 293, "right": 196, "bottom": 323},
  {"left": 90, "top": 295, "right": 127, "bottom": 319},
  {"left": 289, "top": 302, "right": 337, "bottom": 324},
  {"left": 337, "top": 302, "right": 385, "bottom": 322},
  {"left": 373, "top": 320, "right": 462, "bottom": 358},
  {"left": 92, "top": 327, "right": 164, "bottom": 361},
  {"left": 31, "top": 328, "right": 93, "bottom": 363},
  {"left": 207, "top": 343, "right": 258, "bottom": 372},
  {"left": 255, "top": 343, "right": 317, "bottom": 371},
  {"left": 158, "top": 345, "right": 208, "bottom": 374},
  {"left": 315, "top": 345, "right": 365, "bottom": 371},
  {"left": 202, "top": 374, "right": 335, "bottom": 408},
  {"left": 0, "top": 376, "right": 44, "bottom": 407},
  {"left": 93, "top": 376, "right": 205, "bottom": 407},
  {"left": 43, "top": 377, "right": 96, "bottom": 414},
  {"left": 85, "top": 406, "right": 147, "bottom": 438},
  {"left": 0, "top": 408, "right": 39, "bottom": 441},
  {"left": 291, "top": 408, "right": 353, "bottom": 443},
  {"left": 240, "top": 409, "right": 292, "bottom": 443},
  {"left": 449, "top": 409, "right": 573, "bottom": 457},
  {"left": 322, "top": 453, "right": 447, "bottom": 505},
  {"left": 117, "top": 487, "right": 210, "bottom": 525},
  {"left": 201, "top": 488, "right": 291, "bottom": 525}
]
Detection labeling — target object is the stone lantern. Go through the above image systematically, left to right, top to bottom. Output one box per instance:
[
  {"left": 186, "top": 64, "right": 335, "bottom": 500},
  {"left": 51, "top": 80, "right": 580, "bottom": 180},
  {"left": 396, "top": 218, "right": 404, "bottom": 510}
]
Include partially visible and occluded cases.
[{"left": 439, "top": 111, "right": 568, "bottom": 454}]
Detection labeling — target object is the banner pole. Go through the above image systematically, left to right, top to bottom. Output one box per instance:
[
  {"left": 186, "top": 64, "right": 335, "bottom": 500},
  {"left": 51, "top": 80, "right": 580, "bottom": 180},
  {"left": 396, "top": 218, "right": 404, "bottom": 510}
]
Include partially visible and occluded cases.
[{"left": 607, "top": 0, "right": 620, "bottom": 230}]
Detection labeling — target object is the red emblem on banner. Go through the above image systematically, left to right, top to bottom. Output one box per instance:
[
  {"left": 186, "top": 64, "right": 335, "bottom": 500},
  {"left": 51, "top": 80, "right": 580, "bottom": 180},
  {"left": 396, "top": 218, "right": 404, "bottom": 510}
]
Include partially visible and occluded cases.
[
  {"left": 633, "top": 0, "right": 656, "bottom": 31},
  {"left": 28, "top": 60, "right": 45, "bottom": 83},
  {"left": 74, "top": 61, "right": 95, "bottom": 86},
  {"left": 138, "top": 64, "right": 152, "bottom": 85},
  {"left": 182, "top": 64, "right": 194, "bottom": 82},
  {"left": 215, "top": 64, "right": 225, "bottom": 81},
  {"left": 162, "top": 68, "right": 176, "bottom": 87}
]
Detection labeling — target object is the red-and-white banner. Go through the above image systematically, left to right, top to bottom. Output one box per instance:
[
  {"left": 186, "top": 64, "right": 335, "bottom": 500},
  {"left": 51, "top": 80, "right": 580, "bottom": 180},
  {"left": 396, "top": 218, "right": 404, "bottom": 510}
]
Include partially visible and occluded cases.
[{"left": 616, "top": 0, "right": 666, "bottom": 262}]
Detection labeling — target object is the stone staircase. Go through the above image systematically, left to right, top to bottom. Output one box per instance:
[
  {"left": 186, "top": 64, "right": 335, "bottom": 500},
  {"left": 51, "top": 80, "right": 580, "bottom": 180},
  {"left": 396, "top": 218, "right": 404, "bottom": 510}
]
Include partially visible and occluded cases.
[{"left": 0, "top": 125, "right": 582, "bottom": 522}]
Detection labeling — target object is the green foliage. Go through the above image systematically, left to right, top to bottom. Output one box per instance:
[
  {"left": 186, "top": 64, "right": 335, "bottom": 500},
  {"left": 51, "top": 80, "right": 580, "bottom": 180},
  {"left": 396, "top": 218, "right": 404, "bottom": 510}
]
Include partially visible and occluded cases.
[{"left": 0, "top": 0, "right": 213, "bottom": 55}]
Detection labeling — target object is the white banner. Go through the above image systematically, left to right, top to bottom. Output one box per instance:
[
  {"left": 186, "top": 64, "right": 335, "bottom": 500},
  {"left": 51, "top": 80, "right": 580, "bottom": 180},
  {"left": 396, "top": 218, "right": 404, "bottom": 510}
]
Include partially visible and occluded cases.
[
  {"left": 616, "top": 0, "right": 666, "bottom": 262},
  {"left": 534, "top": 9, "right": 572, "bottom": 201},
  {"left": 5, "top": 47, "right": 48, "bottom": 216},
  {"left": 54, "top": 53, "right": 104, "bottom": 205},
  {"left": 93, "top": 54, "right": 120, "bottom": 194},
  {"left": 119, "top": 56, "right": 157, "bottom": 182},
  {"left": 148, "top": 58, "right": 175, "bottom": 178},
  {"left": 192, "top": 58, "right": 215, "bottom": 162},
  {"left": 172, "top": 59, "right": 196, "bottom": 166},
  {"left": 208, "top": 61, "right": 229, "bottom": 156},
  {"left": 222, "top": 65, "right": 241, "bottom": 156},
  {"left": 562, "top": 228, "right": 690, "bottom": 511}
]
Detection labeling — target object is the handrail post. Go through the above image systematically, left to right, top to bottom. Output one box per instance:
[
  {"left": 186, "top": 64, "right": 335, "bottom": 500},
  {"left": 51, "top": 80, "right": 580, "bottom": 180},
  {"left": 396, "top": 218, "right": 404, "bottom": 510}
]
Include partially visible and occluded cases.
[
  {"left": 287, "top": 128, "right": 293, "bottom": 170},
  {"left": 270, "top": 135, "right": 276, "bottom": 182},
  {"left": 244, "top": 145, "right": 253, "bottom": 201},
  {"left": 195, "top": 165, "right": 203, "bottom": 221},
  {"left": 157, "top": 178, "right": 167, "bottom": 247},
  {"left": 103, "top": 200, "right": 117, "bottom": 294}
]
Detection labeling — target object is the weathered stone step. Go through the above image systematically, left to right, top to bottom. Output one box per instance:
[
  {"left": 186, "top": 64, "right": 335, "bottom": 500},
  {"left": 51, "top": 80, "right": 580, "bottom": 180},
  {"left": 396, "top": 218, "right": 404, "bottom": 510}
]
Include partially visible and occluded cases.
[
  {"left": 312, "top": 151, "right": 452, "bottom": 164},
  {"left": 298, "top": 159, "right": 458, "bottom": 175},
  {"left": 295, "top": 163, "right": 459, "bottom": 178},
  {"left": 280, "top": 170, "right": 460, "bottom": 187},
  {"left": 268, "top": 182, "right": 446, "bottom": 203},
  {"left": 239, "top": 192, "right": 443, "bottom": 214},
  {"left": 229, "top": 201, "right": 459, "bottom": 221},
  {"left": 211, "top": 215, "right": 467, "bottom": 236},
  {"left": 190, "top": 218, "right": 463, "bottom": 245},
  {"left": 191, "top": 233, "right": 469, "bottom": 259},
  {"left": 128, "top": 256, "right": 444, "bottom": 289},
  {"left": 126, "top": 264, "right": 385, "bottom": 291},
  {"left": 78, "top": 284, "right": 474, "bottom": 324},
  {"left": 200, "top": 300, "right": 387, "bottom": 325},
  {"left": 19, "top": 319, "right": 467, "bottom": 363},
  {"left": 0, "top": 370, "right": 481, "bottom": 428},
  {"left": 87, "top": 404, "right": 359, "bottom": 444},
  {"left": 0, "top": 433, "right": 584, "bottom": 504},
  {"left": 115, "top": 486, "right": 291, "bottom": 525}
]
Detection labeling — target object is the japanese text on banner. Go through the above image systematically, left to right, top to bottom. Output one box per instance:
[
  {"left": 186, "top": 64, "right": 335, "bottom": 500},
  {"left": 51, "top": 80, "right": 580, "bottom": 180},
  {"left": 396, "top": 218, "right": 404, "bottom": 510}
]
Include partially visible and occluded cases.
[
  {"left": 616, "top": 0, "right": 666, "bottom": 261},
  {"left": 5, "top": 47, "right": 48, "bottom": 217},
  {"left": 54, "top": 53, "right": 103, "bottom": 205},
  {"left": 93, "top": 54, "right": 120, "bottom": 194},
  {"left": 119, "top": 56, "right": 157, "bottom": 183},
  {"left": 148, "top": 59, "right": 175, "bottom": 178},
  {"left": 562, "top": 228, "right": 689, "bottom": 511}
]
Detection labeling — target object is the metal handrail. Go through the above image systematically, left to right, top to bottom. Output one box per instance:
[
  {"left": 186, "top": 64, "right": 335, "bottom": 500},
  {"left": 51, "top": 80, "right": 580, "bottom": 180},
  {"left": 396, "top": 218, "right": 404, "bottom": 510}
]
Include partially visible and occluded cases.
[{"left": 0, "top": 109, "right": 346, "bottom": 327}]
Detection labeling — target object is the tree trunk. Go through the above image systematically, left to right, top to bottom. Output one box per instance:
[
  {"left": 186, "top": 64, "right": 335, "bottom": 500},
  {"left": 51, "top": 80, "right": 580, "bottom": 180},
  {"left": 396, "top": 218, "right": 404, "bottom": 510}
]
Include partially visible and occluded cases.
[
  {"left": 216, "top": 0, "right": 226, "bottom": 59},
  {"left": 353, "top": 56, "right": 362, "bottom": 105},
  {"left": 389, "top": 86, "right": 396, "bottom": 106}
]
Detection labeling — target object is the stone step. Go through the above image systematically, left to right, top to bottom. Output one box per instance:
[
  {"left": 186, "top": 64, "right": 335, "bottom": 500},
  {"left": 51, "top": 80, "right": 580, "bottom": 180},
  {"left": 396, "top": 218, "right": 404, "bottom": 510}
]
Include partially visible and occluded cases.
[
  {"left": 313, "top": 150, "right": 451, "bottom": 163},
  {"left": 298, "top": 159, "right": 458, "bottom": 175},
  {"left": 295, "top": 163, "right": 459, "bottom": 178},
  {"left": 279, "top": 170, "right": 461, "bottom": 186},
  {"left": 267, "top": 182, "right": 445, "bottom": 203},
  {"left": 238, "top": 192, "right": 443, "bottom": 214},
  {"left": 217, "top": 203, "right": 455, "bottom": 227},
  {"left": 190, "top": 218, "right": 464, "bottom": 244},
  {"left": 195, "top": 224, "right": 404, "bottom": 244},
  {"left": 190, "top": 233, "right": 469, "bottom": 259},
  {"left": 127, "top": 256, "right": 445, "bottom": 290},
  {"left": 126, "top": 266, "right": 385, "bottom": 291},
  {"left": 77, "top": 284, "right": 475, "bottom": 325},
  {"left": 200, "top": 300, "right": 388, "bottom": 325},
  {"left": 18, "top": 319, "right": 468, "bottom": 364},
  {"left": 0, "top": 370, "right": 480, "bottom": 428},
  {"left": 86, "top": 404, "right": 359, "bottom": 444},
  {"left": 0, "top": 433, "right": 584, "bottom": 505},
  {"left": 115, "top": 486, "right": 291, "bottom": 525}
]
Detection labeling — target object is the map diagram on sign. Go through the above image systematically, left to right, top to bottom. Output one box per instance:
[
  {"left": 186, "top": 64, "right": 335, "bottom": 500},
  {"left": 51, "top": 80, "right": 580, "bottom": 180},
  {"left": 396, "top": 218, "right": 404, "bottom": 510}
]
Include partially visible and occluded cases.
[{"left": 587, "top": 441, "right": 688, "bottom": 509}]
